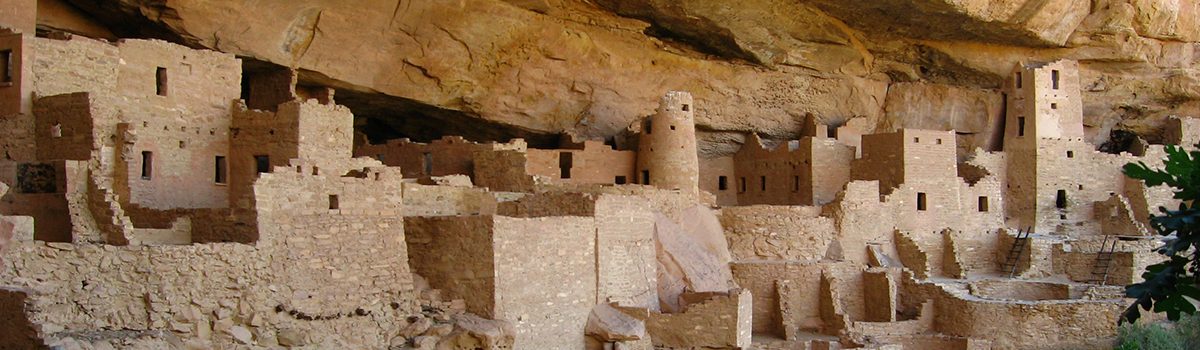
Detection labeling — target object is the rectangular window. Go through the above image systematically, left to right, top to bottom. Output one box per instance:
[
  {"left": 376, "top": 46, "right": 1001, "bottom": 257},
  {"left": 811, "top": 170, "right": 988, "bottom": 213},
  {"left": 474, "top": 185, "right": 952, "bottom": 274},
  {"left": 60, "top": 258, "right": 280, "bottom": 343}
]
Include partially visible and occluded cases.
[
  {"left": 0, "top": 50, "right": 11, "bottom": 83},
  {"left": 155, "top": 67, "right": 168, "bottom": 96},
  {"left": 1051, "top": 69, "right": 1060, "bottom": 90},
  {"left": 1015, "top": 72, "right": 1022, "bottom": 89},
  {"left": 1051, "top": 103, "right": 1058, "bottom": 110},
  {"left": 681, "top": 104, "right": 689, "bottom": 112},
  {"left": 1018, "top": 117, "right": 1026, "bottom": 137},
  {"left": 644, "top": 120, "right": 653, "bottom": 134},
  {"left": 827, "top": 128, "right": 837, "bottom": 138},
  {"left": 913, "top": 137, "right": 920, "bottom": 143},
  {"left": 140, "top": 151, "right": 153, "bottom": 180},
  {"left": 1067, "top": 151, "right": 1074, "bottom": 158},
  {"left": 422, "top": 152, "right": 433, "bottom": 175},
  {"left": 559, "top": 152, "right": 573, "bottom": 179},
  {"left": 254, "top": 155, "right": 270, "bottom": 174},
  {"left": 214, "top": 156, "right": 227, "bottom": 184},
  {"left": 641, "top": 170, "right": 650, "bottom": 185},
  {"left": 793, "top": 175, "right": 800, "bottom": 192},
  {"left": 615, "top": 176, "right": 627, "bottom": 185},
  {"left": 718, "top": 176, "right": 728, "bottom": 191},
  {"left": 760, "top": 176, "right": 767, "bottom": 191},
  {"left": 739, "top": 177, "right": 746, "bottom": 193},
  {"left": 1056, "top": 190, "right": 1068, "bottom": 209},
  {"left": 917, "top": 192, "right": 927, "bottom": 211},
  {"left": 328, "top": 194, "right": 339, "bottom": 210},
  {"left": 978, "top": 196, "right": 988, "bottom": 212}
]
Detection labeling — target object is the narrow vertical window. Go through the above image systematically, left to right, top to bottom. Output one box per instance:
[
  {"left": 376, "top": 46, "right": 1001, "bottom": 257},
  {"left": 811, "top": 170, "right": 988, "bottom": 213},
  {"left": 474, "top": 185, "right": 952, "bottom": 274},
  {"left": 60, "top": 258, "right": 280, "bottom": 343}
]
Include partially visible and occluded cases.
[
  {"left": 0, "top": 50, "right": 12, "bottom": 83},
  {"left": 155, "top": 67, "right": 168, "bottom": 96},
  {"left": 1051, "top": 70, "right": 1060, "bottom": 90},
  {"left": 1015, "top": 72, "right": 1022, "bottom": 89},
  {"left": 1018, "top": 117, "right": 1026, "bottom": 137},
  {"left": 645, "top": 120, "right": 653, "bottom": 134},
  {"left": 141, "top": 151, "right": 153, "bottom": 180},
  {"left": 422, "top": 152, "right": 433, "bottom": 175},
  {"left": 559, "top": 152, "right": 573, "bottom": 179},
  {"left": 254, "top": 155, "right": 270, "bottom": 174},
  {"left": 214, "top": 156, "right": 227, "bottom": 184},
  {"left": 641, "top": 170, "right": 650, "bottom": 185},
  {"left": 793, "top": 175, "right": 800, "bottom": 192},
  {"left": 718, "top": 176, "right": 728, "bottom": 191},
  {"left": 760, "top": 176, "right": 766, "bottom": 191},
  {"left": 739, "top": 177, "right": 746, "bottom": 193},
  {"left": 1056, "top": 190, "right": 1068, "bottom": 209},
  {"left": 916, "top": 192, "right": 927, "bottom": 211},
  {"left": 328, "top": 194, "right": 339, "bottom": 210},
  {"left": 978, "top": 196, "right": 988, "bottom": 212}
]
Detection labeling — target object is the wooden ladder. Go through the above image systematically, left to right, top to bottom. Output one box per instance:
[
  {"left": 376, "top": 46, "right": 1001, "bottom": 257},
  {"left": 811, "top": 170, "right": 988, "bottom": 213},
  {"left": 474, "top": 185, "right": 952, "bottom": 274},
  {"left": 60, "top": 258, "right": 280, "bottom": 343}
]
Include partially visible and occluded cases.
[
  {"left": 1001, "top": 227, "right": 1032, "bottom": 277},
  {"left": 1089, "top": 236, "right": 1118, "bottom": 285}
]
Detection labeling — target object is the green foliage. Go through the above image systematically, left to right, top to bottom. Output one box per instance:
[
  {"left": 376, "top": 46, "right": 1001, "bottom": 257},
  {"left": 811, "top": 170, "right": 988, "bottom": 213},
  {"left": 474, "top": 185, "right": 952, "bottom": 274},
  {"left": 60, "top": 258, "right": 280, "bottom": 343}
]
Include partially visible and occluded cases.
[
  {"left": 1121, "top": 145, "right": 1200, "bottom": 324},
  {"left": 1176, "top": 312, "right": 1200, "bottom": 349},
  {"left": 1115, "top": 321, "right": 1183, "bottom": 350}
]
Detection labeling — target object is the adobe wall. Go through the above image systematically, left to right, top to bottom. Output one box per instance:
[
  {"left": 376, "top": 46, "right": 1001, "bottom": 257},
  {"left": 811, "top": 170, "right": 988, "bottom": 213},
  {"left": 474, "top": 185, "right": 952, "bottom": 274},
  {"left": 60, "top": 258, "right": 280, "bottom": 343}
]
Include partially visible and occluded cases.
[
  {"left": 0, "top": 0, "right": 36, "bottom": 33},
  {"left": 0, "top": 31, "right": 31, "bottom": 116},
  {"left": 29, "top": 35, "right": 119, "bottom": 99},
  {"left": 113, "top": 39, "right": 240, "bottom": 117},
  {"left": 1004, "top": 60, "right": 1085, "bottom": 143},
  {"left": 242, "top": 66, "right": 296, "bottom": 111},
  {"left": 31, "top": 92, "right": 93, "bottom": 161},
  {"left": 293, "top": 100, "right": 354, "bottom": 164},
  {"left": 0, "top": 113, "right": 35, "bottom": 162},
  {"left": 1163, "top": 116, "right": 1199, "bottom": 146},
  {"left": 113, "top": 119, "right": 230, "bottom": 210},
  {"left": 851, "top": 132, "right": 906, "bottom": 195},
  {"left": 732, "top": 135, "right": 854, "bottom": 206},
  {"left": 355, "top": 136, "right": 526, "bottom": 179},
  {"left": 525, "top": 141, "right": 636, "bottom": 186},
  {"left": 473, "top": 149, "right": 536, "bottom": 192},
  {"left": 698, "top": 156, "right": 736, "bottom": 206},
  {"left": 0, "top": 160, "right": 76, "bottom": 242},
  {"left": 0, "top": 163, "right": 418, "bottom": 348},
  {"left": 252, "top": 164, "right": 414, "bottom": 317},
  {"left": 827, "top": 181, "right": 899, "bottom": 265},
  {"left": 402, "top": 182, "right": 498, "bottom": 217},
  {"left": 592, "top": 195, "right": 658, "bottom": 309},
  {"left": 721, "top": 205, "right": 834, "bottom": 261},
  {"left": 493, "top": 215, "right": 596, "bottom": 350},
  {"left": 404, "top": 216, "right": 498, "bottom": 317},
  {"left": 730, "top": 261, "right": 867, "bottom": 337},
  {"left": 618, "top": 289, "right": 752, "bottom": 349}
]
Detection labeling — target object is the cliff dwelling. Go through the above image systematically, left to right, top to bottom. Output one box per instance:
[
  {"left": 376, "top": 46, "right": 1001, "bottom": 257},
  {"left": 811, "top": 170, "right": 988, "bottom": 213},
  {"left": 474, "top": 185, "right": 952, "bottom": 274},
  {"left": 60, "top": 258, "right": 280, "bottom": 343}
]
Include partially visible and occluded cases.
[{"left": 1, "top": 1, "right": 1199, "bottom": 350}]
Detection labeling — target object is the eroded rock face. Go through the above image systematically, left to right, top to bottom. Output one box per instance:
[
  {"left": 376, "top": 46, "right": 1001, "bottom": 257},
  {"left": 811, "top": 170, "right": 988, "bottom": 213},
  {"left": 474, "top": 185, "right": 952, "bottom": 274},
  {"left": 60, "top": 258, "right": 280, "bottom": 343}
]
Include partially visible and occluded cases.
[{"left": 59, "top": 0, "right": 1200, "bottom": 155}]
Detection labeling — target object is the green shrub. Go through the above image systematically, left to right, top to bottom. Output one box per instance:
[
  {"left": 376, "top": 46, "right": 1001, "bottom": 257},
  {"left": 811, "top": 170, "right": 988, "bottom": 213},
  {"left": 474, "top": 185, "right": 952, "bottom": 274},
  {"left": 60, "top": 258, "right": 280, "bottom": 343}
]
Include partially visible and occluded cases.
[
  {"left": 1175, "top": 312, "right": 1200, "bottom": 349},
  {"left": 1115, "top": 321, "right": 1184, "bottom": 350}
]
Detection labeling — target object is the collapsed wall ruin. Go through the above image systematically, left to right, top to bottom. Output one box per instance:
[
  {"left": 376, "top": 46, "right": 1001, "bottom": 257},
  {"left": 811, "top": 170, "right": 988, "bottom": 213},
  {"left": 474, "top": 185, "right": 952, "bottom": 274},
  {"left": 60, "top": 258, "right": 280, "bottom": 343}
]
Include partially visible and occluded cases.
[{"left": 0, "top": 11, "right": 1195, "bottom": 350}]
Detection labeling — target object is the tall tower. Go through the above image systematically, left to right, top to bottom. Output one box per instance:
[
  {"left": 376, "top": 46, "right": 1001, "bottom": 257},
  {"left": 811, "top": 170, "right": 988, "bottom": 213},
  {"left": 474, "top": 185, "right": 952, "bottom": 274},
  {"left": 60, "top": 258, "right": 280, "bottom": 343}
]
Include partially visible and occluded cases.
[{"left": 637, "top": 91, "right": 699, "bottom": 196}]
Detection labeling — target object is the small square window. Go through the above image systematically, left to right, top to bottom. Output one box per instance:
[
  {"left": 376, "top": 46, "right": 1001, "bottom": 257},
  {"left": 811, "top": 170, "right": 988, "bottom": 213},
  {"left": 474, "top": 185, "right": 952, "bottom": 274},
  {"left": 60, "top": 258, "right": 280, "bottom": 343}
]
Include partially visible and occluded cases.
[
  {"left": 1051, "top": 103, "right": 1058, "bottom": 110},
  {"left": 681, "top": 104, "right": 689, "bottom": 111},
  {"left": 914, "top": 137, "right": 920, "bottom": 143},
  {"left": 936, "top": 139, "right": 942, "bottom": 145},
  {"left": 1067, "top": 151, "right": 1074, "bottom": 158},
  {"left": 254, "top": 155, "right": 270, "bottom": 174},
  {"left": 718, "top": 176, "right": 728, "bottom": 191},
  {"left": 328, "top": 194, "right": 339, "bottom": 210}
]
